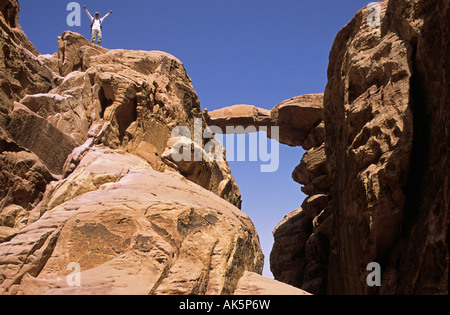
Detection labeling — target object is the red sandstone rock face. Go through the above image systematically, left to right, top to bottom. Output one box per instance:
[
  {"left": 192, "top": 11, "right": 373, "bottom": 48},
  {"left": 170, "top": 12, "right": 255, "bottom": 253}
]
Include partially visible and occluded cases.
[
  {"left": 0, "top": 0, "right": 310, "bottom": 295},
  {"left": 0, "top": 0, "right": 61, "bottom": 221},
  {"left": 1, "top": 0, "right": 448, "bottom": 296},
  {"left": 271, "top": 0, "right": 449, "bottom": 295},
  {"left": 323, "top": 0, "right": 415, "bottom": 295},
  {"left": 324, "top": 0, "right": 449, "bottom": 295},
  {"left": 379, "top": 0, "right": 449, "bottom": 295},
  {"left": 0, "top": 147, "right": 264, "bottom": 295}
]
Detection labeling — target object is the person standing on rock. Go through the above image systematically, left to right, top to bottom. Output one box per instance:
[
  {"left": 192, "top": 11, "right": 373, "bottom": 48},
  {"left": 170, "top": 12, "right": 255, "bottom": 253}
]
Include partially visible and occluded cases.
[{"left": 83, "top": 5, "right": 112, "bottom": 46}]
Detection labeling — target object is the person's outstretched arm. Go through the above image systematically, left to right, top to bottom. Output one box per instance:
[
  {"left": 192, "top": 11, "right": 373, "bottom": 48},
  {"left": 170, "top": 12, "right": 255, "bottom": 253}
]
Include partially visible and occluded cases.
[
  {"left": 83, "top": 5, "right": 93, "bottom": 22},
  {"left": 100, "top": 10, "right": 113, "bottom": 23}
]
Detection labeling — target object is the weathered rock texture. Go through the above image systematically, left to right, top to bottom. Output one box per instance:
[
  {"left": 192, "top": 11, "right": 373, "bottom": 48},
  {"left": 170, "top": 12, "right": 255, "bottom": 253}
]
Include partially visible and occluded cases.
[
  {"left": 0, "top": 0, "right": 307, "bottom": 295},
  {"left": 0, "top": 0, "right": 60, "bottom": 220},
  {"left": 2, "top": 0, "right": 448, "bottom": 296},
  {"left": 271, "top": 0, "right": 449, "bottom": 295},
  {"left": 203, "top": 94, "right": 328, "bottom": 294},
  {"left": 204, "top": 94, "right": 324, "bottom": 147},
  {"left": 1, "top": 147, "right": 264, "bottom": 295},
  {"left": 234, "top": 271, "right": 311, "bottom": 295}
]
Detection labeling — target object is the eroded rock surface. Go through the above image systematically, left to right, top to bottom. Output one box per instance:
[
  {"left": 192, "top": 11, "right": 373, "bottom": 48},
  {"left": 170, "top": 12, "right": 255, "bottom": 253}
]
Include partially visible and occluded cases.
[
  {"left": 0, "top": 0, "right": 303, "bottom": 295},
  {"left": 271, "top": 0, "right": 449, "bottom": 295},
  {"left": 204, "top": 94, "right": 323, "bottom": 147},
  {"left": 0, "top": 148, "right": 264, "bottom": 295},
  {"left": 234, "top": 271, "right": 311, "bottom": 295}
]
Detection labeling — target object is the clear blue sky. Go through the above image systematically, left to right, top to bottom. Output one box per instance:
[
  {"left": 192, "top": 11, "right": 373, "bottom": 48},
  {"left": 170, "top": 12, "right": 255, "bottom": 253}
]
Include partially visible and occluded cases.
[{"left": 19, "top": 0, "right": 372, "bottom": 278}]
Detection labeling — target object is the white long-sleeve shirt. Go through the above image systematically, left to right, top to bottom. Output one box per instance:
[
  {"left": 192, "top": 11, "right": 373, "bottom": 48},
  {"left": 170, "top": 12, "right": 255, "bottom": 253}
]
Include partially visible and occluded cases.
[{"left": 86, "top": 9, "right": 111, "bottom": 31}]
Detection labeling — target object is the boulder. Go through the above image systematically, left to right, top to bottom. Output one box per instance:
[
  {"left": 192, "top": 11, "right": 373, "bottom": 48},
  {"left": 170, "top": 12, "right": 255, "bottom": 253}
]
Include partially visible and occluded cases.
[
  {"left": 270, "top": 94, "right": 323, "bottom": 146},
  {"left": 0, "top": 147, "right": 264, "bottom": 295},
  {"left": 270, "top": 209, "right": 312, "bottom": 289}
]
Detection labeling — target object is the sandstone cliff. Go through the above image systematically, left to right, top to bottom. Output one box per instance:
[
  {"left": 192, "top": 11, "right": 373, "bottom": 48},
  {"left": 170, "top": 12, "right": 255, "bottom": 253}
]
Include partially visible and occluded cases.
[
  {"left": 0, "top": 0, "right": 309, "bottom": 295},
  {"left": 1, "top": 0, "right": 448, "bottom": 296},
  {"left": 204, "top": 0, "right": 449, "bottom": 295},
  {"left": 270, "top": 0, "right": 449, "bottom": 295}
]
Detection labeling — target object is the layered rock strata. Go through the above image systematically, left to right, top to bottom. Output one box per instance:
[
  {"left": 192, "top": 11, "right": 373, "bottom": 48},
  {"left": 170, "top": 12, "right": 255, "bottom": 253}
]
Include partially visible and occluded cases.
[
  {"left": 0, "top": 0, "right": 310, "bottom": 295},
  {"left": 271, "top": 0, "right": 449, "bottom": 295}
]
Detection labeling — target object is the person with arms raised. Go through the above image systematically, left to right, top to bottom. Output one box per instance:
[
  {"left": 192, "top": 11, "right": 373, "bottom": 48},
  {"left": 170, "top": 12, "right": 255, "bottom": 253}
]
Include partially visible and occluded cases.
[{"left": 83, "top": 5, "right": 112, "bottom": 46}]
